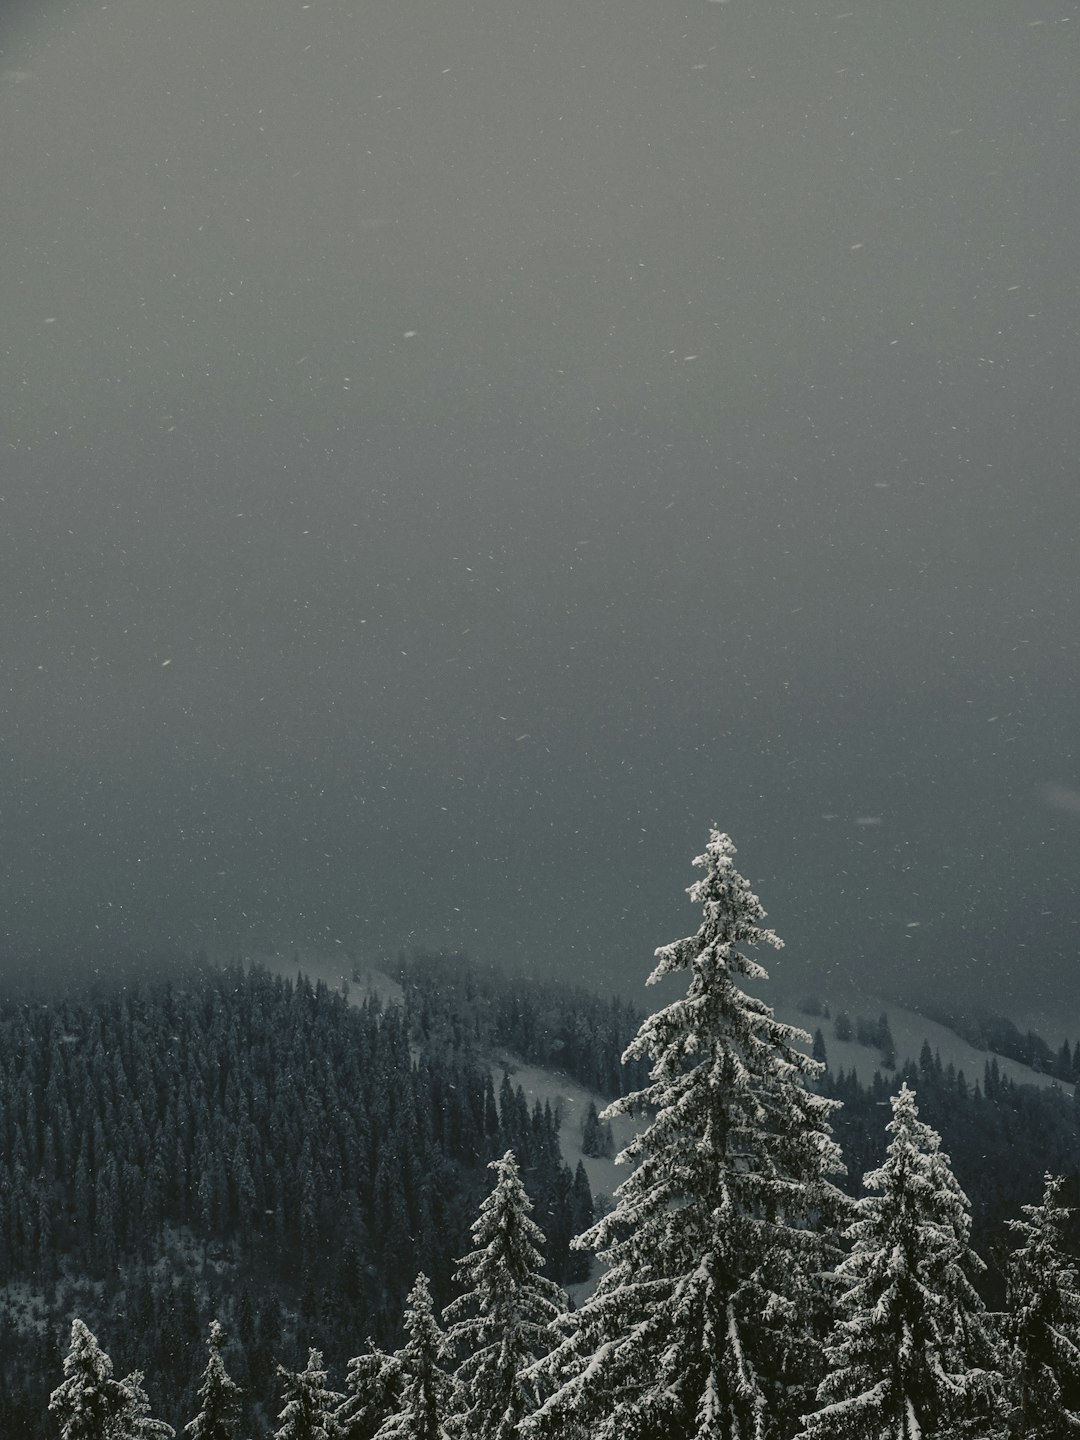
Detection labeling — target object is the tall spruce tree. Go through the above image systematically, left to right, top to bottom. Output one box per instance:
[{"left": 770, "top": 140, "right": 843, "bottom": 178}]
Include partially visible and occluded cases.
[
  {"left": 527, "top": 828, "right": 845, "bottom": 1440},
  {"left": 798, "top": 1083, "right": 1001, "bottom": 1440},
  {"left": 444, "top": 1151, "right": 566, "bottom": 1440},
  {"left": 1005, "top": 1172, "right": 1080, "bottom": 1439},
  {"left": 375, "top": 1273, "right": 460, "bottom": 1440},
  {"left": 186, "top": 1321, "right": 243, "bottom": 1440},
  {"left": 273, "top": 1349, "right": 343, "bottom": 1440}
]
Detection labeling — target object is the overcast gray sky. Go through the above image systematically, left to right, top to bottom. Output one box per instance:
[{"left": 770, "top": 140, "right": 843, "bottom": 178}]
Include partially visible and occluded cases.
[{"left": 3, "top": 0, "right": 1079, "bottom": 1011}]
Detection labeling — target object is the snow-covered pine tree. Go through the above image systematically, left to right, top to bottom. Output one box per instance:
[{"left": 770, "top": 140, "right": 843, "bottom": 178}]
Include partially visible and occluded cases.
[
  {"left": 526, "top": 828, "right": 846, "bottom": 1440},
  {"left": 798, "top": 1082, "right": 1001, "bottom": 1440},
  {"left": 443, "top": 1150, "right": 566, "bottom": 1440},
  {"left": 1005, "top": 1171, "right": 1080, "bottom": 1439},
  {"left": 374, "top": 1273, "right": 460, "bottom": 1440},
  {"left": 50, "top": 1319, "right": 174, "bottom": 1440},
  {"left": 49, "top": 1320, "right": 124, "bottom": 1440},
  {"left": 185, "top": 1320, "right": 243, "bottom": 1440},
  {"left": 336, "top": 1343, "right": 402, "bottom": 1440},
  {"left": 273, "top": 1349, "right": 343, "bottom": 1440},
  {"left": 115, "top": 1372, "right": 176, "bottom": 1439}
]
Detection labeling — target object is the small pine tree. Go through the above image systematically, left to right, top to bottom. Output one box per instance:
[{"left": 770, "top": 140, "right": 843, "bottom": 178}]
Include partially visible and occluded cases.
[
  {"left": 527, "top": 829, "right": 846, "bottom": 1440},
  {"left": 877, "top": 1013, "right": 897, "bottom": 1070},
  {"left": 812, "top": 1027, "right": 828, "bottom": 1067},
  {"left": 798, "top": 1083, "right": 1002, "bottom": 1440},
  {"left": 580, "top": 1103, "right": 613, "bottom": 1159},
  {"left": 444, "top": 1151, "right": 566, "bottom": 1440},
  {"left": 1005, "top": 1172, "right": 1080, "bottom": 1439},
  {"left": 375, "top": 1274, "right": 460, "bottom": 1440},
  {"left": 186, "top": 1320, "right": 243, "bottom": 1440},
  {"left": 274, "top": 1349, "right": 343, "bottom": 1440}
]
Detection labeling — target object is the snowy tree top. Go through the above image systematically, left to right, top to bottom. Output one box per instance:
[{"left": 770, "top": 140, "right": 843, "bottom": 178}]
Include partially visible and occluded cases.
[{"left": 648, "top": 827, "right": 782, "bottom": 989}]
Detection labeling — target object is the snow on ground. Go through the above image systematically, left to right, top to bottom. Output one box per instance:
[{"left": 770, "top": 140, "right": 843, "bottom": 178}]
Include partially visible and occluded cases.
[{"left": 485, "top": 1055, "right": 638, "bottom": 1208}]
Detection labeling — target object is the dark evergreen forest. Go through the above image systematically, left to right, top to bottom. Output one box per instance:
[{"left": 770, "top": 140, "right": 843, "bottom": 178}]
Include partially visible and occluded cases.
[
  {"left": 3, "top": 952, "right": 1080, "bottom": 1436},
  {"left": 0, "top": 956, "right": 625, "bottom": 1436}
]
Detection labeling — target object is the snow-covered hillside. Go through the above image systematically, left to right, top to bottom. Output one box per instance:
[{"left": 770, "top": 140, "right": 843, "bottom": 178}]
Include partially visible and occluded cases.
[
  {"left": 266, "top": 950, "right": 1077, "bottom": 1226},
  {"left": 270, "top": 953, "right": 1075, "bottom": 1105},
  {"left": 771, "top": 988, "right": 1074, "bottom": 1095}
]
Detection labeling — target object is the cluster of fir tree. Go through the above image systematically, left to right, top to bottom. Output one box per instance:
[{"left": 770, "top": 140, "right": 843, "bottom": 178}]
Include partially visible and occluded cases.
[
  {"left": 21, "top": 828, "right": 1080, "bottom": 1438},
  {"left": 379, "top": 833, "right": 1080, "bottom": 1439},
  {"left": 393, "top": 833, "right": 1080, "bottom": 1440},
  {"left": 0, "top": 966, "right": 595, "bottom": 1435},
  {"left": 823, "top": 1044, "right": 1080, "bottom": 1298},
  {"left": 798, "top": 1085, "right": 1080, "bottom": 1439},
  {"left": 42, "top": 1107, "right": 1080, "bottom": 1440},
  {"left": 49, "top": 1148, "right": 569, "bottom": 1440}
]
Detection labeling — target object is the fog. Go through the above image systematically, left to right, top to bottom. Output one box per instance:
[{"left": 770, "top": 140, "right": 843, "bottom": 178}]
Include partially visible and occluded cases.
[{"left": 3, "top": 0, "right": 1078, "bottom": 1011}]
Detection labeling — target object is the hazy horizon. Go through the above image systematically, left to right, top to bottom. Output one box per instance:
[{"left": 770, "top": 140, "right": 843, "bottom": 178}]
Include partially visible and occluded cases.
[{"left": 3, "top": 0, "right": 1078, "bottom": 1012}]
